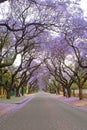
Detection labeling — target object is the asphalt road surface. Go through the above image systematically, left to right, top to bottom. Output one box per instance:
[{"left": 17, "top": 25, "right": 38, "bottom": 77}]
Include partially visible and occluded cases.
[{"left": 0, "top": 92, "right": 87, "bottom": 130}]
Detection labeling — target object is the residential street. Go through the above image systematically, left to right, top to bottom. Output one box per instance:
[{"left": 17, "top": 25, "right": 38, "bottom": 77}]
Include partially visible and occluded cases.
[{"left": 0, "top": 92, "right": 87, "bottom": 130}]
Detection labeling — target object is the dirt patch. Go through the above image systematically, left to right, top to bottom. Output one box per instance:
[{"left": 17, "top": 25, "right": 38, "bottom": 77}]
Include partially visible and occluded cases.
[{"left": 72, "top": 100, "right": 87, "bottom": 107}]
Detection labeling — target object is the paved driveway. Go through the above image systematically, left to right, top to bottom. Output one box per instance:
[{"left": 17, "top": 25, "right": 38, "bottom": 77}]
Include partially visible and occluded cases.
[{"left": 0, "top": 92, "right": 87, "bottom": 130}]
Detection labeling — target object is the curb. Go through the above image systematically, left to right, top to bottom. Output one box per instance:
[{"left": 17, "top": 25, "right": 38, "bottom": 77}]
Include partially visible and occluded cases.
[
  {"left": 50, "top": 94, "right": 87, "bottom": 113},
  {"left": 0, "top": 95, "right": 35, "bottom": 104},
  {"left": 0, "top": 96, "right": 35, "bottom": 118},
  {"left": 14, "top": 96, "right": 34, "bottom": 104},
  {"left": 57, "top": 98, "right": 87, "bottom": 113}
]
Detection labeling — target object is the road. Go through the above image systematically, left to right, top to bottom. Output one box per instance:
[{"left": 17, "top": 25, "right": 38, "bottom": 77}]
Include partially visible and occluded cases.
[{"left": 0, "top": 92, "right": 87, "bottom": 130}]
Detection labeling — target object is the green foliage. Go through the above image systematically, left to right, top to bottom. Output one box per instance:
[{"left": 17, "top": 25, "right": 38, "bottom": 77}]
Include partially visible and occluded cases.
[
  {"left": 2, "top": 69, "right": 12, "bottom": 89},
  {"left": 83, "top": 81, "right": 87, "bottom": 89},
  {"left": 71, "top": 83, "right": 78, "bottom": 90},
  {"left": 47, "top": 85, "right": 56, "bottom": 93}
]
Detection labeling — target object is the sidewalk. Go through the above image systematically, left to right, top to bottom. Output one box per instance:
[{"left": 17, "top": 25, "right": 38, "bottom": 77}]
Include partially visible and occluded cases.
[
  {"left": 0, "top": 94, "right": 35, "bottom": 117},
  {"left": 53, "top": 94, "right": 87, "bottom": 112}
]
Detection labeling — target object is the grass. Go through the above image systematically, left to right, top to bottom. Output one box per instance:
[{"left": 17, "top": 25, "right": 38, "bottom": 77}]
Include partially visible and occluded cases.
[
  {"left": 72, "top": 93, "right": 87, "bottom": 98},
  {"left": 0, "top": 96, "right": 25, "bottom": 103}
]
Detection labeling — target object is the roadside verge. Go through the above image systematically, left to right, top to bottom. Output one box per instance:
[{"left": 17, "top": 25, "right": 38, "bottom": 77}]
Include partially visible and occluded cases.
[{"left": 0, "top": 94, "right": 35, "bottom": 117}]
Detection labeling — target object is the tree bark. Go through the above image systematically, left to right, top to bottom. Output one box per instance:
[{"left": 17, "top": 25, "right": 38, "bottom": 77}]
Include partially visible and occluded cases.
[
  {"left": 0, "top": 0, "right": 7, "bottom": 3},
  {"left": 21, "top": 87, "right": 24, "bottom": 96},
  {"left": 28, "top": 87, "right": 31, "bottom": 94},
  {"left": 56, "top": 87, "right": 60, "bottom": 95},
  {"left": 63, "top": 87, "right": 66, "bottom": 96},
  {"left": 79, "top": 87, "right": 83, "bottom": 100},
  {"left": 15, "top": 88, "right": 20, "bottom": 97},
  {"left": 67, "top": 88, "right": 71, "bottom": 98},
  {"left": 72, "top": 89, "right": 75, "bottom": 97},
  {"left": 6, "top": 90, "right": 11, "bottom": 99}
]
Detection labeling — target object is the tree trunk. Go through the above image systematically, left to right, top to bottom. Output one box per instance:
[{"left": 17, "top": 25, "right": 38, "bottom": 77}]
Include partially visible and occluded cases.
[
  {"left": 21, "top": 87, "right": 24, "bottom": 96},
  {"left": 28, "top": 87, "right": 31, "bottom": 94},
  {"left": 56, "top": 87, "right": 60, "bottom": 95},
  {"left": 63, "top": 87, "right": 66, "bottom": 96},
  {"left": 79, "top": 87, "right": 83, "bottom": 100},
  {"left": 15, "top": 88, "right": 20, "bottom": 97},
  {"left": 67, "top": 88, "right": 71, "bottom": 98},
  {"left": 72, "top": 89, "right": 75, "bottom": 97},
  {"left": 6, "top": 90, "right": 11, "bottom": 99}
]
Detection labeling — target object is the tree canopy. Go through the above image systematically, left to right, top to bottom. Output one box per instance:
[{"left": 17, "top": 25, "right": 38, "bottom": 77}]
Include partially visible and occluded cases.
[{"left": 0, "top": 0, "right": 87, "bottom": 100}]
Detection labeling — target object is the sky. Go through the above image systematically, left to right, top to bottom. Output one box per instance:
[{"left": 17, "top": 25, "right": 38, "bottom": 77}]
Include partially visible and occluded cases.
[
  {"left": 80, "top": 0, "right": 87, "bottom": 16},
  {"left": 0, "top": 1, "right": 10, "bottom": 19},
  {"left": 13, "top": 54, "right": 21, "bottom": 67}
]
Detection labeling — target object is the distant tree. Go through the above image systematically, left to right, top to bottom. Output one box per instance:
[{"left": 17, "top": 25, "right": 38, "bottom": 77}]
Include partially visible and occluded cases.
[
  {"left": 62, "top": 17, "right": 87, "bottom": 99},
  {"left": 44, "top": 42, "right": 76, "bottom": 98}
]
